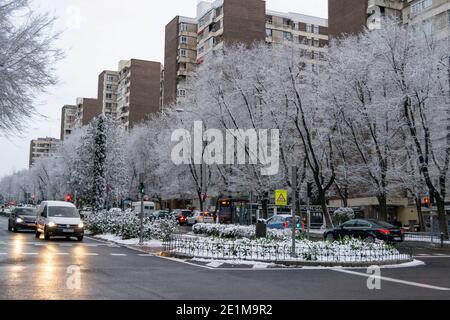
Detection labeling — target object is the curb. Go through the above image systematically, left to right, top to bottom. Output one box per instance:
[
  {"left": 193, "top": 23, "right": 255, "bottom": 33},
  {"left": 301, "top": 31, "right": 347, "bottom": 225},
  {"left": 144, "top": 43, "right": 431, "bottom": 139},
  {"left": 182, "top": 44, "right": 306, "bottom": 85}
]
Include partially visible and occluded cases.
[
  {"left": 86, "top": 235, "right": 156, "bottom": 255},
  {"left": 162, "top": 252, "right": 413, "bottom": 268}
]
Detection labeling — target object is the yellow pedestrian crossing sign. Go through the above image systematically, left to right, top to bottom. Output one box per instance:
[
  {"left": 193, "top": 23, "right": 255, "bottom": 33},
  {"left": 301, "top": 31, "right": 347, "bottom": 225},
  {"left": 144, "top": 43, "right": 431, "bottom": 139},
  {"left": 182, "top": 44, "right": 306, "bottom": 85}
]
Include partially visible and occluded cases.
[{"left": 275, "top": 190, "right": 288, "bottom": 206}]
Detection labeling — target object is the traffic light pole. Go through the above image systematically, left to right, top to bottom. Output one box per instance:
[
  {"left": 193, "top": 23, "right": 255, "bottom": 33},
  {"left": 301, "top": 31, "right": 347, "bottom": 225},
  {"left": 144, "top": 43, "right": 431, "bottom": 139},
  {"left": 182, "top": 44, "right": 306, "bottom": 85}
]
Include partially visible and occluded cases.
[{"left": 139, "top": 174, "right": 144, "bottom": 246}]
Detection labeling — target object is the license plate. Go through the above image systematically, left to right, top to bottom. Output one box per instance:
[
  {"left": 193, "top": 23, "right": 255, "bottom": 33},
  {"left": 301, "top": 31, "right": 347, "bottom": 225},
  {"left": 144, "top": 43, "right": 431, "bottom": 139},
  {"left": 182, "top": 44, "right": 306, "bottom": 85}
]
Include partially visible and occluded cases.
[
  {"left": 63, "top": 229, "right": 74, "bottom": 233},
  {"left": 394, "top": 237, "right": 402, "bottom": 241}
]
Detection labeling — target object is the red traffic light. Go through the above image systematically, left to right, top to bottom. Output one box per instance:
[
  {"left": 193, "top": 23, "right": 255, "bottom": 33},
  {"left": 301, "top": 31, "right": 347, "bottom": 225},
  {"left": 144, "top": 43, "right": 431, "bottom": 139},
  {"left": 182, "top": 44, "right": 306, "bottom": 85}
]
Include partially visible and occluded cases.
[
  {"left": 65, "top": 194, "right": 73, "bottom": 202},
  {"left": 423, "top": 196, "right": 431, "bottom": 206}
]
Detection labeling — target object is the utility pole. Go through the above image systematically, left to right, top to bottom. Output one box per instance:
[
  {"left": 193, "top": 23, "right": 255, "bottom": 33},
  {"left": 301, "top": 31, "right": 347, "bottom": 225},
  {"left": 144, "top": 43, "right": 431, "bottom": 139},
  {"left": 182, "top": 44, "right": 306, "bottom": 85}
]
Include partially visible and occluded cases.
[
  {"left": 291, "top": 166, "right": 297, "bottom": 257},
  {"left": 139, "top": 173, "right": 145, "bottom": 246},
  {"left": 307, "top": 183, "right": 312, "bottom": 240}
]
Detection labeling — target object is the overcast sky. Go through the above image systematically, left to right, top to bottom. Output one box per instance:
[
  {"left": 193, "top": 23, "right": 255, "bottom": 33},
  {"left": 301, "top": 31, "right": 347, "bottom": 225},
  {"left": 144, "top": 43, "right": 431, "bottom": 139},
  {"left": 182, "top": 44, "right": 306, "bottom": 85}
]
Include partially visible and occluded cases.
[{"left": 0, "top": 0, "right": 328, "bottom": 178}]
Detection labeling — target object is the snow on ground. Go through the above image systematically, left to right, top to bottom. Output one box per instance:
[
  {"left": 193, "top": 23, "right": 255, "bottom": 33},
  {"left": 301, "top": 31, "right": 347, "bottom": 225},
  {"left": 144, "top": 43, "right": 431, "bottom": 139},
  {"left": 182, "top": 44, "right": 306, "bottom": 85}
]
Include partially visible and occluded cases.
[
  {"left": 95, "top": 234, "right": 163, "bottom": 247},
  {"left": 191, "top": 258, "right": 276, "bottom": 268}
]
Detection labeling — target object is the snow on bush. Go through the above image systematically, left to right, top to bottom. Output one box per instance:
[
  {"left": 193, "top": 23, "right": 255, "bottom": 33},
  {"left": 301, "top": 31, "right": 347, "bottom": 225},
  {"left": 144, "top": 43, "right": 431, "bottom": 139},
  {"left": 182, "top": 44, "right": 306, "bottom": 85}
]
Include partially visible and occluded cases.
[
  {"left": 333, "top": 207, "right": 355, "bottom": 225},
  {"left": 86, "top": 209, "right": 177, "bottom": 241},
  {"left": 193, "top": 223, "right": 304, "bottom": 240},
  {"left": 171, "top": 237, "right": 406, "bottom": 263}
]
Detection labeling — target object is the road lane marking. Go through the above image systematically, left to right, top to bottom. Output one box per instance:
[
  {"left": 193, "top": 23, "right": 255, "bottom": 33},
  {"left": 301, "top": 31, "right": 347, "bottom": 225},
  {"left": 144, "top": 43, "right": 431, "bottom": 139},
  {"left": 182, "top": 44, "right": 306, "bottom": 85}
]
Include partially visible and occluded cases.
[
  {"left": 0, "top": 253, "right": 7, "bottom": 255},
  {"left": 23, "top": 253, "right": 38, "bottom": 256},
  {"left": 54, "top": 253, "right": 69, "bottom": 256},
  {"left": 76, "top": 253, "right": 98, "bottom": 256},
  {"left": 111, "top": 253, "right": 127, "bottom": 257},
  {"left": 138, "top": 254, "right": 153, "bottom": 257},
  {"left": 413, "top": 255, "right": 450, "bottom": 258},
  {"left": 207, "top": 261, "right": 224, "bottom": 268},
  {"left": 332, "top": 268, "right": 450, "bottom": 291}
]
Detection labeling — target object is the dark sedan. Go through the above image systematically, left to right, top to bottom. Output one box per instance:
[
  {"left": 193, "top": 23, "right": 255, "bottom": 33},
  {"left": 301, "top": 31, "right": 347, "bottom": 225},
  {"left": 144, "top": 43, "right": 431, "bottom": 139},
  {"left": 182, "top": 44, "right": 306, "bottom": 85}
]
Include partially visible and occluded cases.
[
  {"left": 8, "top": 207, "right": 37, "bottom": 232},
  {"left": 324, "top": 219, "right": 404, "bottom": 243}
]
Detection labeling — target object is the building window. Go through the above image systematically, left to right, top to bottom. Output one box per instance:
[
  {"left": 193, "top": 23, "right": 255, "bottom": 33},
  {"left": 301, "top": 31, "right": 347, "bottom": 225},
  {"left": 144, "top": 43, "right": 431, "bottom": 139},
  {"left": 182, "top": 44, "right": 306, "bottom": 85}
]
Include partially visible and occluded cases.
[
  {"left": 411, "top": 0, "right": 433, "bottom": 15},
  {"left": 266, "top": 15, "right": 272, "bottom": 24},
  {"left": 283, "top": 18, "right": 291, "bottom": 27},
  {"left": 423, "top": 19, "right": 433, "bottom": 36},
  {"left": 180, "top": 23, "right": 188, "bottom": 32},
  {"left": 306, "top": 24, "right": 312, "bottom": 33},
  {"left": 314, "top": 25, "right": 320, "bottom": 34},
  {"left": 266, "top": 28, "right": 272, "bottom": 38},
  {"left": 283, "top": 31, "right": 293, "bottom": 41},
  {"left": 181, "top": 36, "right": 187, "bottom": 44},
  {"left": 307, "top": 38, "right": 313, "bottom": 46},
  {"left": 314, "top": 39, "right": 320, "bottom": 47},
  {"left": 198, "top": 46, "right": 204, "bottom": 54},
  {"left": 180, "top": 49, "right": 187, "bottom": 57},
  {"left": 107, "top": 75, "right": 114, "bottom": 82},
  {"left": 106, "top": 84, "right": 112, "bottom": 91},
  {"left": 177, "top": 89, "right": 186, "bottom": 97},
  {"left": 106, "top": 93, "right": 112, "bottom": 99},
  {"left": 105, "top": 103, "right": 112, "bottom": 109}
]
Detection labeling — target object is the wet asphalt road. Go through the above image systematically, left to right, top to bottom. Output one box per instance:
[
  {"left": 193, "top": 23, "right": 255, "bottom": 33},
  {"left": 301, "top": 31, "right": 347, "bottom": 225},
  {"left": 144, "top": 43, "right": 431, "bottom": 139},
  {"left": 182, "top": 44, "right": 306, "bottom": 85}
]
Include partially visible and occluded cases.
[{"left": 0, "top": 216, "right": 449, "bottom": 300}]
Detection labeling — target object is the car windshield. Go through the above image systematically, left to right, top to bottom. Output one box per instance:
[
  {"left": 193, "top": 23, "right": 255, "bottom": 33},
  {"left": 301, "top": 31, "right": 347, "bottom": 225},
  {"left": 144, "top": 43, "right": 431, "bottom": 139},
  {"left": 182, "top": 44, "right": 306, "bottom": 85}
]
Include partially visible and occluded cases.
[
  {"left": 48, "top": 207, "right": 79, "bottom": 218},
  {"left": 14, "top": 208, "right": 35, "bottom": 216}
]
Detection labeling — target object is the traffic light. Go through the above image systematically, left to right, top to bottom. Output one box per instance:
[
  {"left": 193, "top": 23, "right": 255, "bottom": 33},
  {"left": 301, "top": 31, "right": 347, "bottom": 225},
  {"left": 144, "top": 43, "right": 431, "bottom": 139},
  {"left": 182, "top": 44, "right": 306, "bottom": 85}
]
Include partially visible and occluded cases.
[
  {"left": 138, "top": 183, "right": 145, "bottom": 195},
  {"left": 65, "top": 194, "right": 73, "bottom": 202},
  {"left": 423, "top": 196, "right": 431, "bottom": 207}
]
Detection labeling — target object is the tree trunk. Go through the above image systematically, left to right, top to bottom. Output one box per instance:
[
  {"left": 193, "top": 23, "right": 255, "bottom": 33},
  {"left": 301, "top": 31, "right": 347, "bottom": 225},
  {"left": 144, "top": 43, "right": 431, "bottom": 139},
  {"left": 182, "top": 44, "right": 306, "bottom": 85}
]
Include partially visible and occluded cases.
[
  {"left": 198, "top": 192, "right": 204, "bottom": 212},
  {"left": 261, "top": 192, "right": 269, "bottom": 219},
  {"left": 318, "top": 192, "right": 333, "bottom": 228},
  {"left": 376, "top": 195, "right": 388, "bottom": 222},
  {"left": 436, "top": 196, "right": 449, "bottom": 240},
  {"left": 415, "top": 197, "right": 426, "bottom": 232}
]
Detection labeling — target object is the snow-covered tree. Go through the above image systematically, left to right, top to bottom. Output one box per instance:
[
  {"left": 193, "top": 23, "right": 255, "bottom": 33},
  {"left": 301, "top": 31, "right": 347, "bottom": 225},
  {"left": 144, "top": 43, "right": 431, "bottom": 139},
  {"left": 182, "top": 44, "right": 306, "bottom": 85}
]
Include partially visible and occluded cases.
[{"left": 0, "top": 0, "right": 63, "bottom": 133}]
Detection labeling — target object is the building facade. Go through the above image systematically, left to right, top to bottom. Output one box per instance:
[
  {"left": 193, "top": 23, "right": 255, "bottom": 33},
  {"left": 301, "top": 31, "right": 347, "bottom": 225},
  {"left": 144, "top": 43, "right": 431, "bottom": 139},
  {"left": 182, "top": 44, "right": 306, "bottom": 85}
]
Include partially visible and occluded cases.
[
  {"left": 164, "top": 0, "right": 328, "bottom": 105},
  {"left": 329, "top": 0, "right": 450, "bottom": 38},
  {"left": 164, "top": 16, "right": 198, "bottom": 106},
  {"left": 116, "top": 59, "right": 163, "bottom": 130},
  {"left": 98, "top": 70, "right": 119, "bottom": 119},
  {"left": 75, "top": 97, "right": 102, "bottom": 128},
  {"left": 60, "top": 105, "right": 77, "bottom": 141},
  {"left": 29, "top": 138, "right": 61, "bottom": 167}
]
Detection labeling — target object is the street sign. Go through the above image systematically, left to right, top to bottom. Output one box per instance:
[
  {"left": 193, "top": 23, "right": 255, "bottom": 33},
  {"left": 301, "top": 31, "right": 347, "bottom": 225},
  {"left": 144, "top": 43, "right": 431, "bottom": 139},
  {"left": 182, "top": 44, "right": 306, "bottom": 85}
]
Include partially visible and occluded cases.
[{"left": 275, "top": 190, "right": 288, "bottom": 207}]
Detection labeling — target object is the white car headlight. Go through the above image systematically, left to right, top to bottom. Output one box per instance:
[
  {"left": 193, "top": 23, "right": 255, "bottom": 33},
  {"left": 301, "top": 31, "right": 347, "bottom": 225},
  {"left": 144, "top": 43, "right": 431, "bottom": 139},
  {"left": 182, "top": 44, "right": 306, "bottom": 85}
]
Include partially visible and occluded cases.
[
  {"left": 16, "top": 218, "right": 24, "bottom": 223},
  {"left": 47, "top": 222, "right": 57, "bottom": 228},
  {"left": 78, "top": 222, "right": 84, "bottom": 228}
]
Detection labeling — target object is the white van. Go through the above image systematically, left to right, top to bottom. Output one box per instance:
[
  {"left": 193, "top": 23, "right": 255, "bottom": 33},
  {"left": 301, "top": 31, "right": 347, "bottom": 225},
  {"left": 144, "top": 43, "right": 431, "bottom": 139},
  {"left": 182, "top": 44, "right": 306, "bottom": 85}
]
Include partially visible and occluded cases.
[
  {"left": 35, "top": 201, "right": 84, "bottom": 241},
  {"left": 132, "top": 201, "right": 155, "bottom": 216}
]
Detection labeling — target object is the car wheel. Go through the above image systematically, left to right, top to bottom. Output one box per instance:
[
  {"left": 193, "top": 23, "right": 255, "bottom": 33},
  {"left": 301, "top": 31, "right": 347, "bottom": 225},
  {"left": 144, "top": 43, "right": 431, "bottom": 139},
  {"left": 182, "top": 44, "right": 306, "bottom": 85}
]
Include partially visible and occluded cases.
[
  {"left": 326, "top": 233, "right": 335, "bottom": 242},
  {"left": 365, "top": 235, "right": 376, "bottom": 243},
  {"left": 77, "top": 236, "right": 83, "bottom": 242}
]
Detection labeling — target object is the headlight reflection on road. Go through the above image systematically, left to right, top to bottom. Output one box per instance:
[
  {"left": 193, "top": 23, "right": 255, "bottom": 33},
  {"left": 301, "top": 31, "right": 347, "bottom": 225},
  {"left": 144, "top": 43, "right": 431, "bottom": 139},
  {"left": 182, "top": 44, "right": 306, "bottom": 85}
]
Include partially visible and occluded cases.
[{"left": 12, "top": 239, "right": 23, "bottom": 259}]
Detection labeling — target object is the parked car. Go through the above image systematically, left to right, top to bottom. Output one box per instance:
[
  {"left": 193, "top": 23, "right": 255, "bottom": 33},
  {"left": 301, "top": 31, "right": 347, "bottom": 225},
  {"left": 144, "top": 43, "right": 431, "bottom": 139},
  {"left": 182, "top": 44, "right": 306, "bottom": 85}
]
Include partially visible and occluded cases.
[
  {"left": 35, "top": 201, "right": 84, "bottom": 241},
  {"left": 8, "top": 207, "right": 37, "bottom": 232},
  {"left": 172, "top": 209, "right": 193, "bottom": 226},
  {"left": 150, "top": 210, "right": 172, "bottom": 220},
  {"left": 187, "top": 211, "right": 215, "bottom": 226},
  {"left": 266, "top": 215, "right": 302, "bottom": 230},
  {"left": 323, "top": 219, "right": 404, "bottom": 243}
]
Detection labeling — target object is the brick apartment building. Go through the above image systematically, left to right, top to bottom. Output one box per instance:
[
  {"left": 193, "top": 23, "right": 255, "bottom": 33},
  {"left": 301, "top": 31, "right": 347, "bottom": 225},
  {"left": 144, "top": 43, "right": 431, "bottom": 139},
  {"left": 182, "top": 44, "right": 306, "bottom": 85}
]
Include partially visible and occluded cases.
[
  {"left": 164, "top": 0, "right": 329, "bottom": 106},
  {"left": 329, "top": 0, "right": 450, "bottom": 39},
  {"left": 116, "top": 59, "right": 163, "bottom": 130},
  {"left": 75, "top": 97, "right": 101, "bottom": 128},
  {"left": 60, "top": 105, "right": 77, "bottom": 141},
  {"left": 29, "top": 137, "right": 61, "bottom": 167}
]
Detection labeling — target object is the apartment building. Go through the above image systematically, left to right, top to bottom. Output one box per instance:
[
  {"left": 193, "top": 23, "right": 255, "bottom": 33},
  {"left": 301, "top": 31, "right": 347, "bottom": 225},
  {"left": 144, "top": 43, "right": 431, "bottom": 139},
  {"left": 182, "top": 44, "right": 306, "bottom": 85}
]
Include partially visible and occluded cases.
[
  {"left": 164, "top": 0, "right": 328, "bottom": 105},
  {"left": 196, "top": 0, "right": 266, "bottom": 64},
  {"left": 329, "top": 0, "right": 450, "bottom": 38},
  {"left": 265, "top": 11, "right": 328, "bottom": 70},
  {"left": 164, "top": 16, "right": 198, "bottom": 106},
  {"left": 116, "top": 59, "right": 163, "bottom": 130},
  {"left": 98, "top": 70, "right": 119, "bottom": 119},
  {"left": 75, "top": 97, "right": 102, "bottom": 128},
  {"left": 60, "top": 105, "right": 77, "bottom": 141},
  {"left": 29, "top": 138, "right": 61, "bottom": 167}
]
